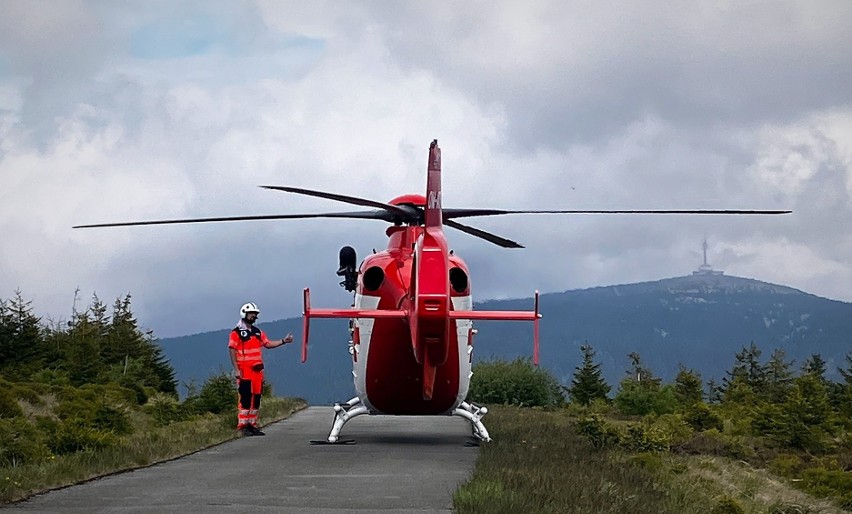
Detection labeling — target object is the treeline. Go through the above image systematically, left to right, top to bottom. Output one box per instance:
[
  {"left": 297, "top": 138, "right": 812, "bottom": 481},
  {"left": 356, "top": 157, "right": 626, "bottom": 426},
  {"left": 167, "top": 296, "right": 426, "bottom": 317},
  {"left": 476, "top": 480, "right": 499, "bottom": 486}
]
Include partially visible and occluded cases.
[
  {"left": 1, "top": 291, "right": 175, "bottom": 397},
  {"left": 567, "top": 343, "right": 852, "bottom": 453}
]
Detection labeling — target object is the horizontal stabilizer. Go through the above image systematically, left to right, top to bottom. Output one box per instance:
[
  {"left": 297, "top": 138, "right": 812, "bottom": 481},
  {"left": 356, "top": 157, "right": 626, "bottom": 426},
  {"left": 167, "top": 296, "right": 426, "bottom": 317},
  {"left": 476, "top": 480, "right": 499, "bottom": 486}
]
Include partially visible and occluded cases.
[
  {"left": 301, "top": 288, "right": 407, "bottom": 362},
  {"left": 450, "top": 291, "right": 541, "bottom": 365},
  {"left": 307, "top": 309, "right": 408, "bottom": 320},
  {"left": 448, "top": 310, "right": 539, "bottom": 321}
]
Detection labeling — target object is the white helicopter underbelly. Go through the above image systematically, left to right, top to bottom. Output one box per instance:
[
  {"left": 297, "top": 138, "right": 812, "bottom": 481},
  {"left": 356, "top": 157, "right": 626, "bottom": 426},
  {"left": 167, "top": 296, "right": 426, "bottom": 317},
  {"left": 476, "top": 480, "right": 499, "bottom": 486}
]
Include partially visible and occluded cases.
[{"left": 351, "top": 293, "right": 379, "bottom": 411}]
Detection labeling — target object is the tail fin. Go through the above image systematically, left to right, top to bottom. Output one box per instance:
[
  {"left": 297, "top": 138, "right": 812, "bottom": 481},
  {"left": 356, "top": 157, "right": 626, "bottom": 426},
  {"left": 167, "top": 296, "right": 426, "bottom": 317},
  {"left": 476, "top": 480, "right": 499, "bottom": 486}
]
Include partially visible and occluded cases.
[{"left": 425, "top": 139, "right": 442, "bottom": 228}]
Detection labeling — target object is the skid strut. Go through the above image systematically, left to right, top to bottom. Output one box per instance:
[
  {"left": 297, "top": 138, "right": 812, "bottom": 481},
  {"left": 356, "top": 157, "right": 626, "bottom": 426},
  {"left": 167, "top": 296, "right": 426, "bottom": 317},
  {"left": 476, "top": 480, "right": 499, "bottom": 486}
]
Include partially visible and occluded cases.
[
  {"left": 326, "top": 396, "right": 368, "bottom": 443},
  {"left": 451, "top": 401, "right": 491, "bottom": 442}
]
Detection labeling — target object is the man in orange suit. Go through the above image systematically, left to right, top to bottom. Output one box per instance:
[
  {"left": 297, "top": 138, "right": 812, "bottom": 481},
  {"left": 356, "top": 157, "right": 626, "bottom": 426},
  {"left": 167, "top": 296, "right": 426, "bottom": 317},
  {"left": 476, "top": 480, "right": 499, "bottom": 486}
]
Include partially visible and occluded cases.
[{"left": 228, "top": 302, "right": 293, "bottom": 436}]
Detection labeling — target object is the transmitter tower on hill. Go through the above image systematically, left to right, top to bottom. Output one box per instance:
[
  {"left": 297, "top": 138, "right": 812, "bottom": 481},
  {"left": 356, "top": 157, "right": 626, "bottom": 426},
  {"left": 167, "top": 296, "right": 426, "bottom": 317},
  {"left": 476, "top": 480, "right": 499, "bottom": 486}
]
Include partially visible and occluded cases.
[{"left": 693, "top": 239, "right": 724, "bottom": 276}]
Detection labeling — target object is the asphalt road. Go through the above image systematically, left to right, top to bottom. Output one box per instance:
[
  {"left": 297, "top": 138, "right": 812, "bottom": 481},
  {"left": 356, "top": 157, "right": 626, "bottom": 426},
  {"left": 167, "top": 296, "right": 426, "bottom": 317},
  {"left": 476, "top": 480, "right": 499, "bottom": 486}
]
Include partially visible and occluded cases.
[{"left": 4, "top": 407, "right": 480, "bottom": 513}]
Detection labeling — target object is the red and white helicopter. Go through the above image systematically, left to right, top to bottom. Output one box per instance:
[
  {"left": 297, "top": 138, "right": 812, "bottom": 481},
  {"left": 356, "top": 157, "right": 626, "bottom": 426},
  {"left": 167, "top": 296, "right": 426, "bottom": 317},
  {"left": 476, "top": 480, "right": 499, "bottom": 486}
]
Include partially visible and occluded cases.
[{"left": 75, "top": 140, "right": 789, "bottom": 443}]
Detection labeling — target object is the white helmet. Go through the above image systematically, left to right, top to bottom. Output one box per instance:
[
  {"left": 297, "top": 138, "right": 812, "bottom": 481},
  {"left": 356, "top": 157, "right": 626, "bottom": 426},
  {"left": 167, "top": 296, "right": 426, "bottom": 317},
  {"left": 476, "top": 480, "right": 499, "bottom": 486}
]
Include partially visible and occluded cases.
[{"left": 240, "top": 302, "right": 260, "bottom": 318}]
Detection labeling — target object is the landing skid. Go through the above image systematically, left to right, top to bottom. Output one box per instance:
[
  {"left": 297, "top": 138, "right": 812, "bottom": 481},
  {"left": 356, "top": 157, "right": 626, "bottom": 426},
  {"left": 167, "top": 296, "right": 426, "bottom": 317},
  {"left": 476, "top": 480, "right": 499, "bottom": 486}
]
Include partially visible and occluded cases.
[
  {"left": 324, "top": 396, "right": 368, "bottom": 443},
  {"left": 315, "top": 398, "right": 491, "bottom": 444},
  {"left": 451, "top": 401, "right": 491, "bottom": 442}
]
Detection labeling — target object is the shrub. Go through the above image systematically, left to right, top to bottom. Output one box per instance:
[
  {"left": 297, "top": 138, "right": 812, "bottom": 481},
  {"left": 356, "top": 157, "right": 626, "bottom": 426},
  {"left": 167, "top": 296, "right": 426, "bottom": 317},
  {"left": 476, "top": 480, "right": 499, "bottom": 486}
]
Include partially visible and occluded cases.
[
  {"left": 467, "top": 359, "right": 564, "bottom": 407},
  {"left": 30, "top": 368, "right": 71, "bottom": 386},
  {"left": 185, "top": 372, "right": 237, "bottom": 415},
  {"left": 115, "top": 377, "right": 149, "bottom": 405},
  {"left": 614, "top": 381, "right": 678, "bottom": 416},
  {"left": 82, "top": 382, "right": 138, "bottom": 407},
  {"left": 0, "top": 389, "right": 24, "bottom": 419},
  {"left": 144, "top": 393, "right": 184, "bottom": 426},
  {"left": 55, "top": 397, "right": 98, "bottom": 424},
  {"left": 562, "top": 397, "right": 615, "bottom": 418},
  {"left": 683, "top": 402, "right": 724, "bottom": 432},
  {"left": 754, "top": 402, "right": 831, "bottom": 453},
  {"left": 93, "top": 404, "right": 132, "bottom": 435},
  {"left": 648, "top": 413, "right": 693, "bottom": 449},
  {"left": 576, "top": 414, "right": 622, "bottom": 450},
  {"left": 38, "top": 417, "right": 117, "bottom": 455},
  {"left": 0, "top": 418, "right": 51, "bottom": 466},
  {"left": 621, "top": 424, "right": 670, "bottom": 453},
  {"left": 679, "top": 428, "right": 727, "bottom": 455},
  {"left": 678, "top": 429, "right": 757, "bottom": 460},
  {"left": 629, "top": 452, "right": 664, "bottom": 472},
  {"left": 769, "top": 454, "right": 805, "bottom": 478},
  {"left": 800, "top": 467, "right": 852, "bottom": 508}
]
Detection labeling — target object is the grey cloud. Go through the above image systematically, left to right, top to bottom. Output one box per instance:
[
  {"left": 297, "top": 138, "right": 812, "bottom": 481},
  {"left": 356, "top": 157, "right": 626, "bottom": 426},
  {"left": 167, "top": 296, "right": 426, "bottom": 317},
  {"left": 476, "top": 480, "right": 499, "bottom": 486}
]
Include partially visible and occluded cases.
[
  {"left": 1, "top": 1, "right": 850, "bottom": 337},
  {"left": 363, "top": 2, "right": 852, "bottom": 150}
]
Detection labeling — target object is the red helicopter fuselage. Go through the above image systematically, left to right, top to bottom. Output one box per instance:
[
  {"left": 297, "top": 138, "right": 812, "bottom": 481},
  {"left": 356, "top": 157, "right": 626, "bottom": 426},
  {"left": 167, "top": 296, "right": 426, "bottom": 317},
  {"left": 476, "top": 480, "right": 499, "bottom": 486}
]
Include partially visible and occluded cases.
[
  {"left": 300, "top": 141, "right": 540, "bottom": 418},
  {"left": 351, "top": 222, "right": 473, "bottom": 415}
]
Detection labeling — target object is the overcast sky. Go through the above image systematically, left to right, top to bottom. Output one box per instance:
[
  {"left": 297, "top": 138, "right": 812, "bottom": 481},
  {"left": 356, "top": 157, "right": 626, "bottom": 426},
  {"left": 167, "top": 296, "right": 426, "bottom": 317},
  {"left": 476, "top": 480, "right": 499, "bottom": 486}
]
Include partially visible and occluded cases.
[{"left": 1, "top": 1, "right": 851, "bottom": 337}]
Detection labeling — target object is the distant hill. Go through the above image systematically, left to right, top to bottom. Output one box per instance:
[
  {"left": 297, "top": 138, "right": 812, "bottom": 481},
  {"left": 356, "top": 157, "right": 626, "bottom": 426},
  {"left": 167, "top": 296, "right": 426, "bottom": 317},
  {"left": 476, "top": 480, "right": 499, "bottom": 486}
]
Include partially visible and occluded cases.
[{"left": 159, "top": 274, "right": 852, "bottom": 404}]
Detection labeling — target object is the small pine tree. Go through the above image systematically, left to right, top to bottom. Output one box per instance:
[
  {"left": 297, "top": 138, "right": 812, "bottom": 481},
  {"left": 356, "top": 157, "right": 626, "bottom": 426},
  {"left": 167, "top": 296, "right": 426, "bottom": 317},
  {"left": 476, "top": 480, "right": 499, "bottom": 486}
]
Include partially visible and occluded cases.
[
  {"left": 0, "top": 291, "right": 47, "bottom": 380},
  {"left": 105, "top": 294, "right": 177, "bottom": 394},
  {"left": 63, "top": 301, "right": 107, "bottom": 385},
  {"left": 722, "top": 341, "right": 766, "bottom": 399},
  {"left": 566, "top": 344, "right": 611, "bottom": 405},
  {"left": 764, "top": 348, "right": 794, "bottom": 403},
  {"left": 626, "top": 352, "right": 660, "bottom": 388},
  {"left": 836, "top": 352, "right": 852, "bottom": 419},
  {"left": 839, "top": 352, "right": 852, "bottom": 386},
  {"left": 614, "top": 353, "right": 675, "bottom": 415},
  {"left": 802, "top": 353, "right": 828, "bottom": 382},
  {"left": 674, "top": 365, "right": 703, "bottom": 406},
  {"left": 755, "top": 373, "right": 835, "bottom": 451},
  {"left": 705, "top": 378, "right": 723, "bottom": 404}
]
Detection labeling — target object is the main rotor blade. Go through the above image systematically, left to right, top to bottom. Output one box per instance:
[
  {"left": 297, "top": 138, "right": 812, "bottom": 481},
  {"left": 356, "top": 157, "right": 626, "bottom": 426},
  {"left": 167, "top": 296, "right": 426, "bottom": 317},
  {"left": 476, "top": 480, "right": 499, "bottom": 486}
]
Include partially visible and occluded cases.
[
  {"left": 260, "top": 185, "right": 413, "bottom": 219},
  {"left": 443, "top": 209, "right": 792, "bottom": 219},
  {"left": 73, "top": 210, "right": 392, "bottom": 229},
  {"left": 444, "top": 219, "right": 524, "bottom": 249}
]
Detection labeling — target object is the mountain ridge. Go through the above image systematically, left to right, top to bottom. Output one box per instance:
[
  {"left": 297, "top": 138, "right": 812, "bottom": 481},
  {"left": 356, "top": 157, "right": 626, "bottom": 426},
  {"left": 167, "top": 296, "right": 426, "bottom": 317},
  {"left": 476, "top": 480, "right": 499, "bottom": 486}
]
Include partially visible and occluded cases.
[{"left": 573, "top": 274, "right": 811, "bottom": 297}]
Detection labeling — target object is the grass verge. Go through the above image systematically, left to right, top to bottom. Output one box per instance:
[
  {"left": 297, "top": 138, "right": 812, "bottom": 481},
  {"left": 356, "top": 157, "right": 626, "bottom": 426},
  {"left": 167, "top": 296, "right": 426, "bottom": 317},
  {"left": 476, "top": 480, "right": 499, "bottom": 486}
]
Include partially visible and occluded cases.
[
  {"left": 1, "top": 397, "right": 306, "bottom": 505},
  {"left": 453, "top": 405, "right": 718, "bottom": 514},
  {"left": 454, "top": 406, "right": 846, "bottom": 514}
]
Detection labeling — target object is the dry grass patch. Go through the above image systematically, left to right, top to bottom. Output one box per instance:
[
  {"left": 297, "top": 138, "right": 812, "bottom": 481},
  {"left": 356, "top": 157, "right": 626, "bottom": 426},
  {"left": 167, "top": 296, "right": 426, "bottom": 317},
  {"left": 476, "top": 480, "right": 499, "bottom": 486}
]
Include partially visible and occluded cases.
[{"left": 676, "top": 455, "right": 846, "bottom": 514}]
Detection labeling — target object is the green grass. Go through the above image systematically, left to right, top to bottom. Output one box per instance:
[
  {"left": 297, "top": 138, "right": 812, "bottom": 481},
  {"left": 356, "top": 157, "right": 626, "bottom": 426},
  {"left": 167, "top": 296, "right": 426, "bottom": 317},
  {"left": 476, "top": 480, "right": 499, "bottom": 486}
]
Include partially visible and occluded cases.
[
  {"left": 1, "top": 397, "right": 306, "bottom": 504},
  {"left": 453, "top": 405, "right": 719, "bottom": 514},
  {"left": 454, "top": 406, "right": 848, "bottom": 514}
]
